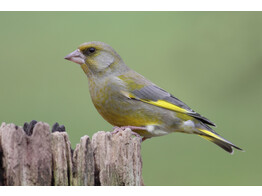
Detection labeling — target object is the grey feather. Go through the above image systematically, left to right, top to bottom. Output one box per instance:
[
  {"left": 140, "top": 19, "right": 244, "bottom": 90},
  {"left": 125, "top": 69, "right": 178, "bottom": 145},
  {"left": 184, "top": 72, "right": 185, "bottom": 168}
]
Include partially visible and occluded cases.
[{"left": 132, "top": 85, "right": 216, "bottom": 127}]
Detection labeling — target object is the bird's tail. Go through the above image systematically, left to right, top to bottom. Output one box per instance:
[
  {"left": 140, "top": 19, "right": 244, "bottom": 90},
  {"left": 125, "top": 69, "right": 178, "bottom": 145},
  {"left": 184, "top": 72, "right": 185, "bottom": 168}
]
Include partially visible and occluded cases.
[{"left": 197, "top": 128, "right": 243, "bottom": 154}]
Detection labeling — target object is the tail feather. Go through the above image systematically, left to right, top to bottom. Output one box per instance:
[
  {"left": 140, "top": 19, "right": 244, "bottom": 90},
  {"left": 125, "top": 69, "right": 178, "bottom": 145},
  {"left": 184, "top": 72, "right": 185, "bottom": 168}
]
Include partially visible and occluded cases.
[{"left": 198, "top": 128, "right": 243, "bottom": 154}]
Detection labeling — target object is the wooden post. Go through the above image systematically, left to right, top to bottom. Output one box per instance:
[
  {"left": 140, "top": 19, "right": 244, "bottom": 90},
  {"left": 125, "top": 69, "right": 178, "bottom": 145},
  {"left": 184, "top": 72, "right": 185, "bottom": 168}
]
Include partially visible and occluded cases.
[{"left": 0, "top": 122, "right": 143, "bottom": 186}]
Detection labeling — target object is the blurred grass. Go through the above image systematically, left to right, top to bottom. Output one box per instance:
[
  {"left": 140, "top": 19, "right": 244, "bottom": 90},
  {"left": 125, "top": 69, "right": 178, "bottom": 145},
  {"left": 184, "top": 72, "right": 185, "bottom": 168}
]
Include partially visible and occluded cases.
[{"left": 0, "top": 12, "right": 261, "bottom": 185}]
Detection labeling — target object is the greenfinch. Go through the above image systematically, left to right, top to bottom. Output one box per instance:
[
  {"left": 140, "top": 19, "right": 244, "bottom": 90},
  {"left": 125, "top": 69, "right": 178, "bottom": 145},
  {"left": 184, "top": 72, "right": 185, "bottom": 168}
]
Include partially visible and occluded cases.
[{"left": 64, "top": 41, "right": 242, "bottom": 154}]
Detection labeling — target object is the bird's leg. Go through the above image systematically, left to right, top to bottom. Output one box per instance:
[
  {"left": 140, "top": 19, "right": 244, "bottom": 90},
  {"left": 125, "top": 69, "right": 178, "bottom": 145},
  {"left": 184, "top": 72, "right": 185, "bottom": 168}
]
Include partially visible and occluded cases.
[
  {"left": 112, "top": 126, "right": 147, "bottom": 140},
  {"left": 112, "top": 126, "right": 123, "bottom": 134},
  {"left": 142, "top": 137, "right": 150, "bottom": 142}
]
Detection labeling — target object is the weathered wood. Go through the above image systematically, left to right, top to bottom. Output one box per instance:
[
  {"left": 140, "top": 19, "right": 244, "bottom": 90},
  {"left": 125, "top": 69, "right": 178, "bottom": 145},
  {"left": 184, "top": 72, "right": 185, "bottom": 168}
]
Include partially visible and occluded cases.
[
  {"left": 0, "top": 122, "right": 143, "bottom": 186},
  {"left": 0, "top": 122, "right": 52, "bottom": 185},
  {"left": 92, "top": 130, "right": 143, "bottom": 186},
  {"left": 51, "top": 132, "right": 73, "bottom": 186},
  {"left": 72, "top": 135, "right": 94, "bottom": 186}
]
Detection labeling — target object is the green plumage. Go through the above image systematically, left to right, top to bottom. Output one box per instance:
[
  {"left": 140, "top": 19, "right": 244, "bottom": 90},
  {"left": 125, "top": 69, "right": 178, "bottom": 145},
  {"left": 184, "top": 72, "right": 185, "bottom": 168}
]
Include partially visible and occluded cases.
[{"left": 64, "top": 41, "right": 243, "bottom": 154}]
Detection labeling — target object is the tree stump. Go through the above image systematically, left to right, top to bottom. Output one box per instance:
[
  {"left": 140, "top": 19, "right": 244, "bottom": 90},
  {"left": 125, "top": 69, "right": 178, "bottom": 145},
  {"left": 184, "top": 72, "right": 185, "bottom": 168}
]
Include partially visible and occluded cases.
[{"left": 0, "top": 122, "right": 143, "bottom": 186}]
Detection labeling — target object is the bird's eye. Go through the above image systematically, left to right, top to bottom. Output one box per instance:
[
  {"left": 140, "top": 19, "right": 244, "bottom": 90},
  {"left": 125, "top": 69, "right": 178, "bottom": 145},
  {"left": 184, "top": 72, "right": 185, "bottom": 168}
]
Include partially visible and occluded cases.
[
  {"left": 83, "top": 47, "right": 96, "bottom": 55},
  {"left": 88, "top": 47, "right": 96, "bottom": 53}
]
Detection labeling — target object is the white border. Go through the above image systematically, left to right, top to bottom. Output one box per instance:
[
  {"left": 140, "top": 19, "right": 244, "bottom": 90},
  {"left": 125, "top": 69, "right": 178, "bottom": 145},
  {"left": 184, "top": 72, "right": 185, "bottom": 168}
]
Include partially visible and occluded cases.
[{"left": 1, "top": 0, "right": 262, "bottom": 11}]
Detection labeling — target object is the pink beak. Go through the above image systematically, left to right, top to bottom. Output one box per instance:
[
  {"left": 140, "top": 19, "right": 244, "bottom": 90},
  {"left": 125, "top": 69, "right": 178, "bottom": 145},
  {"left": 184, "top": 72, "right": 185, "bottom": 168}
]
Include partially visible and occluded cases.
[{"left": 64, "top": 49, "right": 85, "bottom": 65}]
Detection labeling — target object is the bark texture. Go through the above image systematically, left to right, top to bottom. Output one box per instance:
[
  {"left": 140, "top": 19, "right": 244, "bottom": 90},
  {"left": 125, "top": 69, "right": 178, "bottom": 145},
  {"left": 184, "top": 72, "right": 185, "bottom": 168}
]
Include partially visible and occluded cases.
[{"left": 0, "top": 122, "right": 143, "bottom": 186}]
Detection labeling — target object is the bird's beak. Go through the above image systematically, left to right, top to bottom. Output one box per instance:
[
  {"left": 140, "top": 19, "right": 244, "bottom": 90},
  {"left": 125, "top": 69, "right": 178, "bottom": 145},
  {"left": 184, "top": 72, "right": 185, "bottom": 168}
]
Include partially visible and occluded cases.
[{"left": 64, "top": 49, "right": 85, "bottom": 65}]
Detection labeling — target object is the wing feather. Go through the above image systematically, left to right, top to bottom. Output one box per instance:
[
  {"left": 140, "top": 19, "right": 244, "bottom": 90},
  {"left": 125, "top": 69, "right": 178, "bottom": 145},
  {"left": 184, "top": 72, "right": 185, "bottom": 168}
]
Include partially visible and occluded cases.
[
  {"left": 118, "top": 72, "right": 215, "bottom": 127},
  {"left": 131, "top": 85, "right": 216, "bottom": 127}
]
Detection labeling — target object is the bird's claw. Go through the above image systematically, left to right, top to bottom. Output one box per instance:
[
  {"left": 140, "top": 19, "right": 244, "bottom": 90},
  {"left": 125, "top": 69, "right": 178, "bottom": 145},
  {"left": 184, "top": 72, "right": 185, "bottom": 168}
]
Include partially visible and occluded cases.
[{"left": 111, "top": 126, "right": 144, "bottom": 142}]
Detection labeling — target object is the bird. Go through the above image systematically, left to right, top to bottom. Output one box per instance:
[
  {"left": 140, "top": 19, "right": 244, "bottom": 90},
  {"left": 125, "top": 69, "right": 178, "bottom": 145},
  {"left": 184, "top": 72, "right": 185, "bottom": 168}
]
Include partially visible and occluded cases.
[{"left": 64, "top": 41, "right": 243, "bottom": 154}]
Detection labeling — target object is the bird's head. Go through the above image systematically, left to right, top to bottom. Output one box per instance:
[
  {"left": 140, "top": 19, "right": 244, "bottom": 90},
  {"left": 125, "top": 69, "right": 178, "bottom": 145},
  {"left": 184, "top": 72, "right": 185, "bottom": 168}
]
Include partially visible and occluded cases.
[{"left": 64, "top": 41, "right": 127, "bottom": 77}]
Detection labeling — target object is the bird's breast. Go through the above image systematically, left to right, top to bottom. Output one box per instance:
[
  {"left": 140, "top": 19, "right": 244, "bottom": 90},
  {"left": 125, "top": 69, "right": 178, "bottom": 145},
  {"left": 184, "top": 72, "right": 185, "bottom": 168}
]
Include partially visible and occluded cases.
[{"left": 88, "top": 77, "right": 160, "bottom": 127}]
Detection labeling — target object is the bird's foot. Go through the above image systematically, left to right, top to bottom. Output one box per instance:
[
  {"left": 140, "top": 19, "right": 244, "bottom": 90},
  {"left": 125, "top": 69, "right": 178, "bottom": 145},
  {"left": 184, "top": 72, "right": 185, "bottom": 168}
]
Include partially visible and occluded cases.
[
  {"left": 52, "top": 122, "right": 66, "bottom": 133},
  {"left": 112, "top": 126, "right": 148, "bottom": 142},
  {"left": 112, "top": 126, "right": 124, "bottom": 134}
]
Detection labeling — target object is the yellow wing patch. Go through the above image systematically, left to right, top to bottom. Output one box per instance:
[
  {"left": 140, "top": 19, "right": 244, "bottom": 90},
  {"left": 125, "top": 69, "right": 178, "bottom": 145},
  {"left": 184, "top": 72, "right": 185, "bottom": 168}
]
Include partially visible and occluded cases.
[
  {"left": 126, "top": 92, "right": 188, "bottom": 113},
  {"left": 141, "top": 99, "right": 188, "bottom": 113}
]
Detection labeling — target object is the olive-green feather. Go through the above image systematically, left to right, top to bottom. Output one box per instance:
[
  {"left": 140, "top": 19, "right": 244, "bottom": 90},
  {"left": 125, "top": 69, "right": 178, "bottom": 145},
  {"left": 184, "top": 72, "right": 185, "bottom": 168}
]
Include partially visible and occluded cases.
[{"left": 118, "top": 72, "right": 215, "bottom": 126}]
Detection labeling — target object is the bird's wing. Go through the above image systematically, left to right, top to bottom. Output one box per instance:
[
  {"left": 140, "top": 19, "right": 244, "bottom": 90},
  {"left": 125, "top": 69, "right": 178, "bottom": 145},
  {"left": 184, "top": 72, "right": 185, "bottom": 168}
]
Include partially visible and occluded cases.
[{"left": 118, "top": 73, "right": 216, "bottom": 127}]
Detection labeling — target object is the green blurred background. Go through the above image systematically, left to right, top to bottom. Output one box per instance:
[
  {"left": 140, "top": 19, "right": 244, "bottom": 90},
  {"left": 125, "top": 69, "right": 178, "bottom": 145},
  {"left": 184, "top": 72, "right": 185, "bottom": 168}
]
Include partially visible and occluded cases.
[{"left": 0, "top": 12, "right": 261, "bottom": 185}]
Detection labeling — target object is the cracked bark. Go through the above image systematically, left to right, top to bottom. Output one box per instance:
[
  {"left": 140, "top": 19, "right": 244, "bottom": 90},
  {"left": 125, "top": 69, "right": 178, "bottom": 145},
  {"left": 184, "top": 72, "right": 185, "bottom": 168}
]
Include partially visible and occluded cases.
[{"left": 0, "top": 122, "right": 143, "bottom": 186}]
